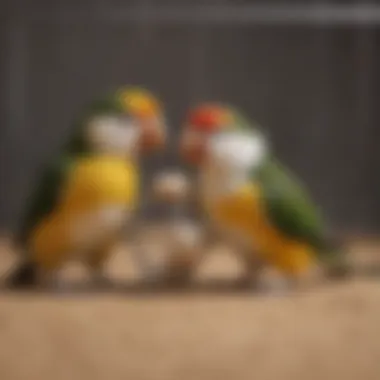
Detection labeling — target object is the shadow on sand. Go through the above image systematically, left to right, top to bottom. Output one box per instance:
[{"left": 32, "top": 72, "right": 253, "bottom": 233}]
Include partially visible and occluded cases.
[{"left": 0, "top": 276, "right": 354, "bottom": 299}]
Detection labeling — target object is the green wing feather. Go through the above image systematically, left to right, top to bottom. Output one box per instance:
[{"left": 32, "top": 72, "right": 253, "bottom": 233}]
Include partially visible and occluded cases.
[
  {"left": 16, "top": 91, "right": 126, "bottom": 247},
  {"left": 66, "top": 95, "right": 126, "bottom": 155},
  {"left": 17, "top": 156, "right": 72, "bottom": 246},
  {"left": 255, "top": 158, "right": 330, "bottom": 255}
]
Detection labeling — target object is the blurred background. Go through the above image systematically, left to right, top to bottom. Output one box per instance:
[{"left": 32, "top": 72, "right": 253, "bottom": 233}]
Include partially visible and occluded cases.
[
  {"left": 0, "top": 0, "right": 379, "bottom": 236},
  {"left": 0, "top": 5, "right": 380, "bottom": 380}
]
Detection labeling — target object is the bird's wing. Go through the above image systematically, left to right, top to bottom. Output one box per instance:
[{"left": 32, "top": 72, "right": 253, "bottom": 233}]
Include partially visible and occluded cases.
[
  {"left": 16, "top": 156, "right": 73, "bottom": 246},
  {"left": 255, "top": 159, "right": 328, "bottom": 253}
]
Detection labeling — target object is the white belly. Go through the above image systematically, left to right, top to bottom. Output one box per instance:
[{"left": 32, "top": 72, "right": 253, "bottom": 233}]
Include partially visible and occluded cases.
[{"left": 69, "top": 205, "right": 131, "bottom": 255}]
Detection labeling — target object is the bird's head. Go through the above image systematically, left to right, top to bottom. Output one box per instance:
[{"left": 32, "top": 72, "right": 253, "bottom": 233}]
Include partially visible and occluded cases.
[
  {"left": 70, "top": 87, "right": 167, "bottom": 157},
  {"left": 119, "top": 87, "right": 167, "bottom": 153},
  {"left": 179, "top": 103, "right": 235, "bottom": 165},
  {"left": 180, "top": 103, "right": 265, "bottom": 167}
]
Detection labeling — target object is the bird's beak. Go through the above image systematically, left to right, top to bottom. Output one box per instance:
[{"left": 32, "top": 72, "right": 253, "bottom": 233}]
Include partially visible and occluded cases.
[
  {"left": 139, "top": 116, "right": 167, "bottom": 153},
  {"left": 179, "top": 128, "right": 206, "bottom": 166}
]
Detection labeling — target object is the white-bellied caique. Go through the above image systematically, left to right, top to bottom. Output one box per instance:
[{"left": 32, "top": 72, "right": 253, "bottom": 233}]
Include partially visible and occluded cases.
[
  {"left": 6, "top": 87, "right": 167, "bottom": 289},
  {"left": 178, "top": 103, "right": 348, "bottom": 290}
]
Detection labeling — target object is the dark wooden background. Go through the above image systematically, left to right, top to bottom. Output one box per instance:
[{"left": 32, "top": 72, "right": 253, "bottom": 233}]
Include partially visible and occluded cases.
[{"left": 0, "top": 0, "right": 379, "bottom": 234}]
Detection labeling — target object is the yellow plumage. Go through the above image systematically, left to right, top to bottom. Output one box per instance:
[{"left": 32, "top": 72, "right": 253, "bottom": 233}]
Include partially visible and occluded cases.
[
  {"left": 29, "top": 156, "right": 139, "bottom": 271},
  {"left": 205, "top": 183, "right": 317, "bottom": 276}
]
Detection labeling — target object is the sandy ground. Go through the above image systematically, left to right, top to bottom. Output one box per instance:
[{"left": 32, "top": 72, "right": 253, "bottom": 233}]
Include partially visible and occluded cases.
[{"left": 0, "top": 238, "right": 379, "bottom": 380}]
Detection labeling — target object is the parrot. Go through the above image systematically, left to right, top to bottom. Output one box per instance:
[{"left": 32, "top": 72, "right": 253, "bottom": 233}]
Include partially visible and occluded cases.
[
  {"left": 5, "top": 86, "right": 167, "bottom": 290},
  {"left": 178, "top": 103, "right": 349, "bottom": 291}
]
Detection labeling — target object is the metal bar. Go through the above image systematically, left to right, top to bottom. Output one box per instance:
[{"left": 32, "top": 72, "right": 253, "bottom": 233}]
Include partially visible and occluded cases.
[
  {"left": 26, "top": 4, "right": 380, "bottom": 26},
  {"left": 0, "top": 7, "right": 28, "bottom": 231},
  {"left": 5, "top": 22, "right": 27, "bottom": 141},
  {"left": 188, "top": 26, "right": 209, "bottom": 104},
  {"left": 308, "top": 27, "right": 337, "bottom": 225},
  {"left": 355, "top": 27, "right": 376, "bottom": 230}
]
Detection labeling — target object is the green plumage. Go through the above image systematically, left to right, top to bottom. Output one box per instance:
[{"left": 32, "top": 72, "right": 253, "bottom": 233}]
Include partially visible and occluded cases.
[
  {"left": 16, "top": 91, "right": 128, "bottom": 246},
  {"left": 66, "top": 93, "right": 128, "bottom": 155},
  {"left": 229, "top": 108, "right": 345, "bottom": 269},
  {"left": 17, "top": 157, "right": 72, "bottom": 246},
  {"left": 253, "top": 157, "right": 348, "bottom": 276},
  {"left": 255, "top": 158, "right": 329, "bottom": 254}
]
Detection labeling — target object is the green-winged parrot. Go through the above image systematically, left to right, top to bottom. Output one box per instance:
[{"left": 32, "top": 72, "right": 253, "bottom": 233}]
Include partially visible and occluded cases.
[
  {"left": 6, "top": 87, "right": 167, "bottom": 289},
  {"left": 178, "top": 103, "right": 348, "bottom": 290}
]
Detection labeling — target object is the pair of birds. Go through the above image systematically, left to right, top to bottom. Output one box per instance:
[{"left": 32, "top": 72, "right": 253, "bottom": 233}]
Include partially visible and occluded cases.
[{"left": 5, "top": 86, "right": 347, "bottom": 291}]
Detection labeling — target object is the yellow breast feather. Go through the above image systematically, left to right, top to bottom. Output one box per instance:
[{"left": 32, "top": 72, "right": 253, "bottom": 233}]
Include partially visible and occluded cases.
[
  {"left": 59, "top": 155, "right": 139, "bottom": 213},
  {"left": 30, "top": 156, "right": 139, "bottom": 268},
  {"left": 206, "top": 182, "right": 316, "bottom": 275}
]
